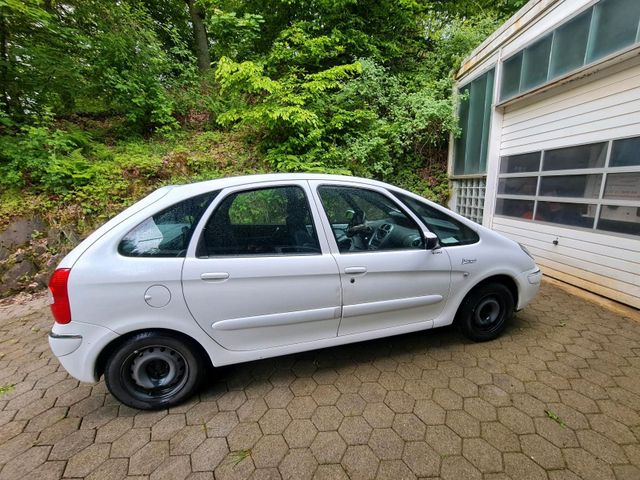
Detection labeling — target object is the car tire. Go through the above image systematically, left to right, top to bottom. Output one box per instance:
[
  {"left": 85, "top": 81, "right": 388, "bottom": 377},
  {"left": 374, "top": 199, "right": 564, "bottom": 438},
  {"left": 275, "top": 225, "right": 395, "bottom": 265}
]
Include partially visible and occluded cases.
[
  {"left": 457, "top": 283, "right": 514, "bottom": 342},
  {"left": 104, "top": 331, "right": 206, "bottom": 410}
]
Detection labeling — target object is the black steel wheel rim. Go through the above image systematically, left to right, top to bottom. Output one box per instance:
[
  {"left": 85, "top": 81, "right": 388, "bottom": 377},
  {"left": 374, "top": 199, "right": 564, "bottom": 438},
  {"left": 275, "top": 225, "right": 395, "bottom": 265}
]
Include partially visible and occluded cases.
[
  {"left": 472, "top": 294, "right": 504, "bottom": 333},
  {"left": 120, "top": 344, "right": 189, "bottom": 401}
]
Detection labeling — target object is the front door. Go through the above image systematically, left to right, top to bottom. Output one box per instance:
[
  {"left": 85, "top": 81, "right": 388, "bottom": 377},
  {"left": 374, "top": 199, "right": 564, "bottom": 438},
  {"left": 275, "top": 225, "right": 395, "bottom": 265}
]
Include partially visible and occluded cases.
[
  {"left": 182, "top": 182, "right": 341, "bottom": 351},
  {"left": 310, "top": 182, "right": 452, "bottom": 336}
]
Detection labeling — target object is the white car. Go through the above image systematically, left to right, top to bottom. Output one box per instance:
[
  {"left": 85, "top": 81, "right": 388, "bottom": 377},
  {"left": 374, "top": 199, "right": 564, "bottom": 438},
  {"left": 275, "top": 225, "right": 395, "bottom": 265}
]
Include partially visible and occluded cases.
[{"left": 48, "top": 174, "right": 541, "bottom": 409}]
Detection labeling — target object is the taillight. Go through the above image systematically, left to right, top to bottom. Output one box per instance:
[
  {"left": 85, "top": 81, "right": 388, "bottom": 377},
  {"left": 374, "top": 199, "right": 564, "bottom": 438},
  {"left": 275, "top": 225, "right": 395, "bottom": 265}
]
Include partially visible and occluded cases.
[{"left": 49, "top": 268, "right": 72, "bottom": 324}]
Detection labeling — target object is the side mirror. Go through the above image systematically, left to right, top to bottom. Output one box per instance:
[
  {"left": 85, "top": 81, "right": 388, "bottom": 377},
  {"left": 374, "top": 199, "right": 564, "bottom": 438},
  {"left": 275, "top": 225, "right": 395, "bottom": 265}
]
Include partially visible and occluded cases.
[{"left": 423, "top": 231, "right": 439, "bottom": 250}]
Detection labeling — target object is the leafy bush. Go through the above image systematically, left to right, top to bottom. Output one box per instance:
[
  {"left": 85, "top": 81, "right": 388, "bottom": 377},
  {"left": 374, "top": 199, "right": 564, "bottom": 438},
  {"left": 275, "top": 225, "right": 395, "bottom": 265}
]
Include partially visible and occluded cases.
[{"left": 214, "top": 56, "right": 456, "bottom": 201}]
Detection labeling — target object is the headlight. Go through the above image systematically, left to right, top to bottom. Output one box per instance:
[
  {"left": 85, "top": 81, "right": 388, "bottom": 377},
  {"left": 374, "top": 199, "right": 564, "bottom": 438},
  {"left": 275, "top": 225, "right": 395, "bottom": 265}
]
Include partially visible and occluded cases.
[{"left": 519, "top": 243, "right": 534, "bottom": 260}]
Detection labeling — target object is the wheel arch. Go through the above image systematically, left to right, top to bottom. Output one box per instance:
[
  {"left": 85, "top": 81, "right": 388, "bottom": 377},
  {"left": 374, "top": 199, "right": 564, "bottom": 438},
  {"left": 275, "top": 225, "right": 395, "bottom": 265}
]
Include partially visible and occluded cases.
[
  {"left": 455, "top": 274, "right": 519, "bottom": 321},
  {"left": 95, "top": 328, "right": 213, "bottom": 380}
]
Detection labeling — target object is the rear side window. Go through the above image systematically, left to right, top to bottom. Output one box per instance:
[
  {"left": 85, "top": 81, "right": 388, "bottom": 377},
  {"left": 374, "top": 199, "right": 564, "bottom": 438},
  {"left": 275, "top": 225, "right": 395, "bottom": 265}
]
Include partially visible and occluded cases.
[
  {"left": 198, "top": 186, "right": 320, "bottom": 257},
  {"left": 119, "top": 191, "right": 218, "bottom": 257},
  {"left": 396, "top": 192, "right": 479, "bottom": 246}
]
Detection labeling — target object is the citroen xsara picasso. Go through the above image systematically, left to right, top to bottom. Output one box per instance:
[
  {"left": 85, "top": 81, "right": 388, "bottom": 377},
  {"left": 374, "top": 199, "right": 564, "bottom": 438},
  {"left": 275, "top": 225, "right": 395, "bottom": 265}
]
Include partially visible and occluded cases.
[{"left": 48, "top": 174, "right": 541, "bottom": 409}]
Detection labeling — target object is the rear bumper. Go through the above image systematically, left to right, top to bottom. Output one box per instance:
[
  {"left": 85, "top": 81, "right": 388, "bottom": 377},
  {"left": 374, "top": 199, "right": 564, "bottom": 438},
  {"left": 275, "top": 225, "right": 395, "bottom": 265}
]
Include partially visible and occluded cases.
[
  {"left": 515, "top": 267, "right": 542, "bottom": 311},
  {"left": 49, "top": 321, "right": 120, "bottom": 383}
]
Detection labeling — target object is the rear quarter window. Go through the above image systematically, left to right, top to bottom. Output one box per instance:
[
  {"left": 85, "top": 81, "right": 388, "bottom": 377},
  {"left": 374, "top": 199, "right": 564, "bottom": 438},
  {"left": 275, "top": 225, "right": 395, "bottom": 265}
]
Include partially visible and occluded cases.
[{"left": 119, "top": 191, "right": 217, "bottom": 257}]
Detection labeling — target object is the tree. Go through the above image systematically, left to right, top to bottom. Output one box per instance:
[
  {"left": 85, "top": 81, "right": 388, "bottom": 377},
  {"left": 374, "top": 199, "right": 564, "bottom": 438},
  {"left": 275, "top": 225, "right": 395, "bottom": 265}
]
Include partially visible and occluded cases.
[{"left": 185, "top": 0, "right": 211, "bottom": 72}]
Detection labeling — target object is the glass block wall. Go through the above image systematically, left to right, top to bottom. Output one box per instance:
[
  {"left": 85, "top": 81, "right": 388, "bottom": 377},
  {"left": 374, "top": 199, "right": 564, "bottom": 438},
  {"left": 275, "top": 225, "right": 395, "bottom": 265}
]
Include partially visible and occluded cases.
[
  {"left": 500, "top": 0, "right": 640, "bottom": 102},
  {"left": 452, "top": 178, "right": 486, "bottom": 224}
]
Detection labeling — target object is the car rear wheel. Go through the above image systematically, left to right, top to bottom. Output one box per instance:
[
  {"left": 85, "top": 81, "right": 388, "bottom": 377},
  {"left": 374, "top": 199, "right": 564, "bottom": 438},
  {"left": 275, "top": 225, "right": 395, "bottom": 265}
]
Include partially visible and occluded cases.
[
  {"left": 457, "top": 283, "right": 514, "bottom": 342},
  {"left": 104, "top": 331, "right": 205, "bottom": 410}
]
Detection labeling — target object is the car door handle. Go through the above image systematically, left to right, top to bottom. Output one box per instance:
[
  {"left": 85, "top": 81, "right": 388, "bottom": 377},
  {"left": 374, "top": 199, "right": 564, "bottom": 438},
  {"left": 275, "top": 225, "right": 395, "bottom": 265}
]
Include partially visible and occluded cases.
[
  {"left": 344, "top": 266, "right": 367, "bottom": 275},
  {"left": 200, "top": 272, "right": 230, "bottom": 281}
]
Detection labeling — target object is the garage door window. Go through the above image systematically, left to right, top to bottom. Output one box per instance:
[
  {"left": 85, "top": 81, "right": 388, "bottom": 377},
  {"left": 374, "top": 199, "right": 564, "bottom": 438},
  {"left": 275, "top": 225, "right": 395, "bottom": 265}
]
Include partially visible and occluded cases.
[
  {"left": 495, "top": 136, "right": 640, "bottom": 237},
  {"left": 610, "top": 137, "right": 640, "bottom": 167}
]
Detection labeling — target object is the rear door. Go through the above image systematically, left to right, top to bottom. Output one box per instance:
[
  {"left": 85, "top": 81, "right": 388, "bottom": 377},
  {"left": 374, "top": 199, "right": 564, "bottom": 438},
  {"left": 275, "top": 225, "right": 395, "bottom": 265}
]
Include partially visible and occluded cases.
[{"left": 182, "top": 181, "right": 342, "bottom": 351}]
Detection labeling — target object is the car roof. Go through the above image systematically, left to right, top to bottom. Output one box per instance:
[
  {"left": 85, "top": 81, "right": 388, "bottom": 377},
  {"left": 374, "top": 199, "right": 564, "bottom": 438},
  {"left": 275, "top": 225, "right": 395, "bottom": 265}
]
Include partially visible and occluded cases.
[
  {"left": 168, "top": 173, "right": 393, "bottom": 197},
  {"left": 174, "top": 173, "right": 390, "bottom": 190}
]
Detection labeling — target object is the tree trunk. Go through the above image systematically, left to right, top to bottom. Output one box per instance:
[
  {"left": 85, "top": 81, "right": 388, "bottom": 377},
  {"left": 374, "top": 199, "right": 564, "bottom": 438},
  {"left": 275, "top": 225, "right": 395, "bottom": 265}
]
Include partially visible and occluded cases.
[
  {"left": 185, "top": 0, "right": 210, "bottom": 73},
  {"left": 0, "top": 11, "right": 10, "bottom": 115}
]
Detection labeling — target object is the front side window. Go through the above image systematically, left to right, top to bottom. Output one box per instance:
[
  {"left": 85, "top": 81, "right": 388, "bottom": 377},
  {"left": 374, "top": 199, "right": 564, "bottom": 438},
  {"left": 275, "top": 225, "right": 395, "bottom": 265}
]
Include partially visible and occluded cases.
[
  {"left": 199, "top": 186, "right": 320, "bottom": 256},
  {"left": 318, "top": 186, "right": 424, "bottom": 253},
  {"left": 119, "top": 192, "right": 217, "bottom": 257},
  {"left": 397, "top": 193, "right": 480, "bottom": 247}
]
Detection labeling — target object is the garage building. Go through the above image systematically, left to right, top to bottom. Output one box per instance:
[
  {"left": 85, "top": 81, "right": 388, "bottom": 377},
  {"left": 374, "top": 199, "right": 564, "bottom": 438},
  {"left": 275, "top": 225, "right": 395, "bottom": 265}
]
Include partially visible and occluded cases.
[{"left": 448, "top": 0, "right": 640, "bottom": 309}]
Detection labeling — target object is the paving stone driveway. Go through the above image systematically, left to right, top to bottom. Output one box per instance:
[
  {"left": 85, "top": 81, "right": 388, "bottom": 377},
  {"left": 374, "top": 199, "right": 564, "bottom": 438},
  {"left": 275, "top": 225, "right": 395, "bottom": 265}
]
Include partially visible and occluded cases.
[{"left": 1, "top": 282, "right": 639, "bottom": 480}]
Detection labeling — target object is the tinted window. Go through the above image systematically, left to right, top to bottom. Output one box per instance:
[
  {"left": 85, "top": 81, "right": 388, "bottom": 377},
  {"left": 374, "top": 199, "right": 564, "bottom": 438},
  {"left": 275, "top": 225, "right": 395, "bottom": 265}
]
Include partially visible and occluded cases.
[
  {"left": 500, "top": 0, "right": 640, "bottom": 102},
  {"left": 610, "top": 137, "right": 640, "bottom": 167},
  {"left": 543, "top": 143, "right": 607, "bottom": 171},
  {"left": 500, "top": 152, "right": 541, "bottom": 173},
  {"left": 604, "top": 173, "right": 640, "bottom": 200},
  {"left": 539, "top": 174, "right": 602, "bottom": 198},
  {"left": 497, "top": 177, "right": 538, "bottom": 196},
  {"left": 199, "top": 186, "right": 320, "bottom": 256},
  {"left": 318, "top": 186, "right": 423, "bottom": 253},
  {"left": 119, "top": 192, "right": 217, "bottom": 257},
  {"left": 397, "top": 193, "right": 480, "bottom": 246},
  {"left": 495, "top": 198, "right": 536, "bottom": 220},
  {"left": 535, "top": 202, "right": 596, "bottom": 228},
  {"left": 598, "top": 206, "right": 640, "bottom": 236}
]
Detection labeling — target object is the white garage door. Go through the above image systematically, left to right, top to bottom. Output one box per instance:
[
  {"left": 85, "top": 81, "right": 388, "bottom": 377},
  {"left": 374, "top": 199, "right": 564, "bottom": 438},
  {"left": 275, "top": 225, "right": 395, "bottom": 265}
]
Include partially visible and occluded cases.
[{"left": 491, "top": 61, "right": 640, "bottom": 308}]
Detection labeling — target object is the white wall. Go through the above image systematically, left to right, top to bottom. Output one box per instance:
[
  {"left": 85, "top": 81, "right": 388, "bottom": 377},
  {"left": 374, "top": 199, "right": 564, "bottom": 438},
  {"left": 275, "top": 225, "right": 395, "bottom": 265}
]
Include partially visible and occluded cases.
[
  {"left": 491, "top": 61, "right": 640, "bottom": 308},
  {"left": 500, "top": 64, "right": 640, "bottom": 156}
]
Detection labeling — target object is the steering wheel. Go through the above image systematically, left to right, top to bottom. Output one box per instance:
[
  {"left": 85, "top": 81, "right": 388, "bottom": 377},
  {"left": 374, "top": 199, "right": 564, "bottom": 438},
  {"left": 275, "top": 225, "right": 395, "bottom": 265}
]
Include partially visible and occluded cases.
[
  {"left": 346, "top": 209, "right": 372, "bottom": 238},
  {"left": 368, "top": 223, "right": 394, "bottom": 250}
]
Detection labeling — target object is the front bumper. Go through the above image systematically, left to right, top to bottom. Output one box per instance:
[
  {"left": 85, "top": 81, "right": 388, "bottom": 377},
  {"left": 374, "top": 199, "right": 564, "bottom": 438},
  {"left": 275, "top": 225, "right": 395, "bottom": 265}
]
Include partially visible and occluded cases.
[
  {"left": 515, "top": 267, "right": 542, "bottom": 310},
  {"left": 49, "top": 321, "right": 120, "bottom": 383}
]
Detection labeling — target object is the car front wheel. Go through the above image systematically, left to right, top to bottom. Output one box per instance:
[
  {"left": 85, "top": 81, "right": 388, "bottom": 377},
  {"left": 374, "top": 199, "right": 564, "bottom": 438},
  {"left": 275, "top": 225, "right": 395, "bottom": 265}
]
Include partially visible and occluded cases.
[
  {"left": 457, "top": 283, "right": 514, "bottom": 342},
  {"left": 104, "top": 331, "right": 205, "bottom": 410}
]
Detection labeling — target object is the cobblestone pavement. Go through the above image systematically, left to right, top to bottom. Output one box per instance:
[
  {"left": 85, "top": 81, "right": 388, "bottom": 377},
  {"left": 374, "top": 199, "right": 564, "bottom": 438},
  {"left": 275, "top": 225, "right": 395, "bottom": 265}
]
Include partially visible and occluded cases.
[{"left": 1, "top": 283, "right": 640, "bottom": 480}]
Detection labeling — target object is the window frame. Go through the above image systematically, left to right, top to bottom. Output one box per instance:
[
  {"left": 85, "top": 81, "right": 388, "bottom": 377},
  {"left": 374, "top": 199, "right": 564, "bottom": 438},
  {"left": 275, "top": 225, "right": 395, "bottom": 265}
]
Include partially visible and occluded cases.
[
  {"left": 495, "top": 135, "right": 640, "bottom": 239},
  {"left": 192, "top": 182, "right": 326, "bottom": 259},
  {"left": 313, "top": 182, "right": 431, "bottom": 255},
  {"left": 118, "top": 191, "right": 218, "bottom": 258},
  {"left": 393, "top": 191, "right": 480, "bottom": 247}
]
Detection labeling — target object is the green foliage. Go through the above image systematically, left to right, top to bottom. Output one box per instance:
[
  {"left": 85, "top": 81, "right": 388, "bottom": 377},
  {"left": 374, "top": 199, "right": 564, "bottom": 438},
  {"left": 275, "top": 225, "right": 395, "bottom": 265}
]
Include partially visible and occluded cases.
[
  {"left": 0, "top": 0, "right": 525, "bottom": 238},
  {"left": 0, "top": 0, "right": 179, "bottom": 131},
  {"left": 73, "top": 1, "right": 179, "bottom": 131},
  {"left": 201, "top": 2, "right": 264, "bottom": 61},
  {"left": 214, "top": 53, "right": 455, "bottom": 201},
  {"left": 0, "top": 120, "right": 92, "bottom": 191},
  {"left": 0, "top": 384, "right": 15, "bottom": 396}
]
